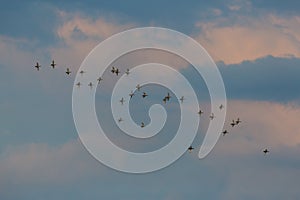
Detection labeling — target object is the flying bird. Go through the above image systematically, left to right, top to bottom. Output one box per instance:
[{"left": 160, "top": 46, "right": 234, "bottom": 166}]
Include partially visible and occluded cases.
[
  {"left": 50, "top": 60, "right": 56, "bottom": 69},
  {"left": 34, "top": 62, "right": 41, "bottom": 71},
  {"left": 111, "top": 67, "right": 116, "bottom": 74},
  {"left": 66, "top": 68, "right": 71, "bottom": 75},
  {"left": 115, "top": 68, "right": 120, "bottom": 76},
  {"left": 125, "top": 69, "right": 130, "bottom": 75},
  {"left": 79, "top": 70, "right": 85, "bottom": 75},
  {"left": 97, "top": 77, "right": 103, "bottom": 84},
  {"left": 76, "top": 82, "right": 81, "bottom": 88},
  {"left": 88, "top": 82, "right": 93, "bottom": 89},
  {"left": 136, "top": 84, "right": 141, "bottom": 91},
  {"left": 129, "top": 91, "right": 134, "bottom": 99},
  {"left": 142, "top": 92, "right": 148, "bottom": 98},
  {"left": 165, "top": 93, "right": 171, "bottom": 101},
  {"left": 180, "top": 96, "right": 184, "bottom": 103},
  {"left": 120, "top": 97, "right": 125, "bottom": 105},
  {"left": 163, "top": 97, "right": 167, "bottom": 104},
  {"left": 219, "top": 104, "right": 224, "bottom": 110},
  {"left": 198, "top": 110, "right": 203, "bottom": 115},
  {"left": 209, "top": 113, "right": 215, "bottom": 120},
  {"left": 118, "top": 118, "right": 123, "bottom": 123},
  {"left": 235, "top": 118, "right": 241, "bottom": 125},
  {"left": 230, "top": 120, "right": 236, "bottom": 127},
  {"left": 141, "top": 122, "right": 145, "bottom": 128},
  {"left": 222, "top": 130, "right": 228, "bottom": 136},
  {"left": 188, "top": 146, "right": 194, "bottom": 153},
  {"left": 263, "top": 148, "right": 269, "bottom": 154}
]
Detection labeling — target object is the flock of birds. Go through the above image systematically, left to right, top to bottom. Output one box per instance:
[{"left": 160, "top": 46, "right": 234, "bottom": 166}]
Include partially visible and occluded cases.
[{"left": 34, "top": 60, "right": 270, "bottom": 155}]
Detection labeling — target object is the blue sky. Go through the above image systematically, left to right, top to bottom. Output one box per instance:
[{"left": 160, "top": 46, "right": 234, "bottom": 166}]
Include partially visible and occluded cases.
[{"left": 1, "top": 0, "right": 300, "bottom": 199}]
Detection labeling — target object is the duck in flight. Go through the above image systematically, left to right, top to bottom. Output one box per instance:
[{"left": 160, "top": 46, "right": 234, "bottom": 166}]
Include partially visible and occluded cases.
[
  {"left": 50, "top": 60, "right": 56, "bottom": 69},
  {"left": 35, "top": 62, "right": 41, "bottom": 71},
  {"left": 111, "top": 67, "right": 116, "bottom": 74},
  {"left": 66, "top": 68, "right": 71, "bottom": 75},
  {"left": 115, "top": 68, "right": 120, "bottom": 76},
  {"left": 125, "top": 69, "right": 130, "bottom": 75},
  {"left": 79, "top": 70, "right": 85, "bottom": 75},
  {"left": 97, "top": 77, "right": 103, "bottom": 84},
  {"left": 76, "top": 82, "right": 81, "bottom": 88},
  {"left": 88, "top": 82, "right": 93, "bottom": 89},
  {"left": 136, "top": 84, "right": 141, "bottom": 91},
  {"left": 129, "top": 91, "right": 134, "bottom": 99},
  {"left": 142, "top": 92, "right": 148, "bottom": 98},
  {"left": 165, "top": 93, "right": 171, "bottom": 101},
  {"left": 180, "top": 96, "right": 184, "bottom": 103},
  {"left": 120, "top": 97, "right": 125, "bottom": 105},
  {"left": 163, "top": 97, "right": 167, "bottom": 104},
  {"left": 219, "top": 104, "right": 224, "bottom": 110},
  {"left": 198, "top": 109, "right": 203, "bottom": 115},
  {"left": 209, "top": 113, "right": 215, "bottom": 120},
  {"left": 118, "top": 118, "right": 123, "bottom": 123},
  {"left": 235, "top": 118, "right": 241, "bottom": 125},
  {"left": 230, "top": 120, "right": 236, "bottom": 127},
  {"left": 141, "top": 122, "right": 145, "bottom": 128},
  {"left": 222, "top": 130, "right": 228, "bottom": 136},
  {"left": 188, "top": 146, "right": 194, "bottom": 153},
  {"left": 263, "top": 148, "right": 269, "bottom": 154}
]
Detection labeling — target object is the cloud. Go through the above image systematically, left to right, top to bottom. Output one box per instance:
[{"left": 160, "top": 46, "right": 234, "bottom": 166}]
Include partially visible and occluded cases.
[{"left": 195, "top": 14, "right": 300, "bottom": 64}]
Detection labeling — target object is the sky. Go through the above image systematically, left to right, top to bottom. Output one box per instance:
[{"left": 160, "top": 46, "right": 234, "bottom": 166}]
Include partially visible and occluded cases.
[{"left": 0, "top": 0, "right": 300, "bottom": 199}]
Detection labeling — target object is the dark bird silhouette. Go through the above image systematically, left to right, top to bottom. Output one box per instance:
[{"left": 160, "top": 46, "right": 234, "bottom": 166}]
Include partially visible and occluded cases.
[
  {"left": 50, "top": 60, "right": 56, "bottom": 69},
  {"left": 35, "top": 62, "right": 41, "bottom": 71},
  {"left": 111, "top": 67, "right": 116, "bottom": 74},
  {"left": 66, "top": 68, "right": 71, "bottom": 75},
  {"left": 115, "top": 68, "right": 120, "bottom": 76},
  {"left": 125, "top": 69, "right": 130, "bottom": 75},
  {"left": 79, "top": 70, "right": 85, "bottom": 75},
  {"left": 97, "top": 77, "right": 103, "bottom": 84},
  {"left": 76, "top": 82, "right": 81, "bottom": 88},
  {"left": 88, "top": 82, "right": 93, "bottom": 89},
  {"left": 136, "top": 84, "right": 141, "bottom": 91},
  {"left": 129, "top": 91, "right": 134, "bottom": 99},
  {"left": 142, "top": 92, "right": 148, "bottom": 98},
  {"left": 165, "top": 93, "right": 171, "bottom": 101},
  {"left": 180, "top": 96, "right": 184, "bottom": 103},
  {"left": 120, "top": 97, "right": 125, "bottom": 105},
  {"left": 163, "top": 97, "right": 167, "bottom": 104},
  {"left": 219, "top": 104, "right": 224, "bottom": 109},
  {"left": 198, "top": 110, "right": 203, "bottom": 115},
  {"left": 209, "top": 113, "right": 215, "bottom": 120},
  {"left": 118, "top": 118, "right": 123, "bottom": 123},
  {"left": 235, "top": 118, "right": 241, "bottom": 125},
  {"left": 230, "top": 120, "right": 236, "bottom": 127},
  {"left": 141, "top": 122, "right": 145, "bottom": 128},
  {"left": 222, "top": 130, "right": 228, "bottom": 136},
  {"left": 188, "top": 146, "right": 194, "bottom": 153},
  {"left": 263, "top": 148, "right": 269, "bottom": 154}
]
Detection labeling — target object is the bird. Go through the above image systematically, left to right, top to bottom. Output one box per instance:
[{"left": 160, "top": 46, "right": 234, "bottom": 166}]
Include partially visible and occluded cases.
[
  {"left": 50, "top": 60, "right": 56, "bottom": 69},
  {"left": 34, "top": 62, "right": 41, "bottom": 71},
  {"left": 111, "top": 67, "right": 116, "bottom": 74},
  {"left": 66, "top": 68, "right": 71, "bottom": 75},
  {"left": 115, "top": 68, "right": 120, "bottom": 76},
  {"left": 125, "top": 69, "right": 130, "bottom": 75},
  {"left": 79, "top": 70, "right": 85, "bottom": 75},
  {"left": 97, "top": 77, "right": 103, "bottom": 84},
  {"left": 76, "top": 82, "right": 81, "bottom": 88},
  {"left": 88, "top": 82, "right": 93, "bottom": 89},
  {"left": 136, "top": 84, "right": 141, "bottom": 91},
  {"left": 129, "top": 91, "right": 134, "bottom": 99},
  {"left": 142, "top": 92, "right": 148, "bottom": 98},
  {"left": 165, "top": 93, "right": 171, "bottom": 101},
  {"left": 180, "top": 96, "right": 184, "bottom": 103},
  {"left": 120, "top": 97, "right": 125, "bottom": 105},
  {"left": 163, "top": 97, "right": 167, "bottom": 104},
  {"left": 219, "top": 104, "right": 224, "bottom": 109},
  {"left": 198, "top": 110, "right": 203, "bottom": 115},
  {"left": 209, "top": 113, "right": 215, "bottom": 120},
  {"left": 118, "top": 118, "right": 123, "bottom": 123},
  {"left": 235, "top": 118, "right": 241, "bottom": 125},
  {"left": 230, "top": 120, "right": 236, "bottom": 127},
  {"left": 141, "top": 122, "right": 145, "bottom": 128},
  {"left": 222, "top": 130, "right": 228, "bottom": 136},
  {"left": 188, "top": 146, "right": 194, "bottom": 153},
  {"left": 263, "top": 148, "right": 269, "bottom": 154}
]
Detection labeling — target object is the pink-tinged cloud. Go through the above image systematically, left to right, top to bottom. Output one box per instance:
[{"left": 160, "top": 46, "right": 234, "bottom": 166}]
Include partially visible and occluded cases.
[{"left": 195, "top": 15, "right": 300, "bottom": 64}]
